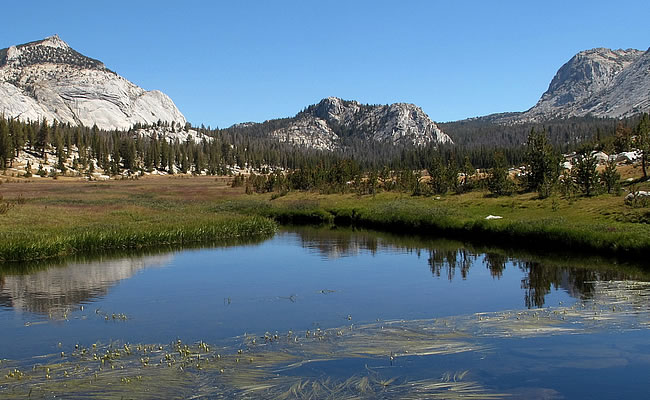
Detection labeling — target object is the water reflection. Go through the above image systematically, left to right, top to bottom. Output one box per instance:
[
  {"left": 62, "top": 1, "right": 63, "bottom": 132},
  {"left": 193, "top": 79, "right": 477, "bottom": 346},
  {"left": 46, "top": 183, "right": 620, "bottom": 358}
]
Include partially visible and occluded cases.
[
  {"left": 292, "top": 226, "right": 650, "bottom": 308},
  {"left": 1, "top": 228, "right": 648, "bottom": 322},
  {"left": 1, "top": 228, "right": 648, "bottom": 398},
  {"left": 428, "top": 248, "right": 473, "bottom": 280},
  {"left": 0, "top": 255, "right": 171, "bottom": 318},
  {"left": 517, "top": 260, "right": 624, "bottom": 308}
]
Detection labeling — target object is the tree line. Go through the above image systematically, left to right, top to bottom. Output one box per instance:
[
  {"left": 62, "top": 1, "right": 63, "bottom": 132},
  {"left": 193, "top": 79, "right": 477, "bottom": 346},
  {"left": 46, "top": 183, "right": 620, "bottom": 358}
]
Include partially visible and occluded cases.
[
  {"left": 1, "top": 112, "right": 648, "bottom": 196},
  {"left": 238, "top": 113, "right": 650, "bottom": 200}
]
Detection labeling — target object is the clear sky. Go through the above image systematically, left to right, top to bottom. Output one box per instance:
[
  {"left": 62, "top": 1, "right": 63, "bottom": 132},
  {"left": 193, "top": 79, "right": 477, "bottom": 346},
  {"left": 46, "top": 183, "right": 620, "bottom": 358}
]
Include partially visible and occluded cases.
[{"left": 1, "top": 1, "right": 648, "bottom": 128}]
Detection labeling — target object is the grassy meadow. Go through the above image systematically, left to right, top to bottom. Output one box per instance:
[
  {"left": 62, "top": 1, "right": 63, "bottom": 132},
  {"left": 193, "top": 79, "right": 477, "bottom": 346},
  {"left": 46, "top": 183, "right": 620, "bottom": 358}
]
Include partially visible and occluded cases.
[
  {"left": 1, "top": 167, "right": 650, "bottom": 263},
  {"left": 0, "top": 176, "right": 276, "bottom": 262}
]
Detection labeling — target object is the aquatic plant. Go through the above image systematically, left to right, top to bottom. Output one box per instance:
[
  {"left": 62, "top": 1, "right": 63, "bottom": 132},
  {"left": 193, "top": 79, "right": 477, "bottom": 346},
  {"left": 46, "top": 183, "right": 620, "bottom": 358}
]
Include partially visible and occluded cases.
[{"left": 3, "top": 281, "right": 647, "bottom": 399}]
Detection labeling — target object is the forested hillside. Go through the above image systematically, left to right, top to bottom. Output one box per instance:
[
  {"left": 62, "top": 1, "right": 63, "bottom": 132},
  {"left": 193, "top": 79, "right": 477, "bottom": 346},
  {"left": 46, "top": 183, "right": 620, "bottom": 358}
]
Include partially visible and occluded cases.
[{"left": 0, "top": 112, "right": 644, "bottom": 182}]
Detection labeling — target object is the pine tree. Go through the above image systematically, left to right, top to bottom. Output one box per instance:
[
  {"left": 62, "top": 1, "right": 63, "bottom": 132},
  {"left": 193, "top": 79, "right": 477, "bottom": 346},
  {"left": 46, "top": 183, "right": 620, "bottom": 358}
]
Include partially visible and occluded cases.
[
  {"left": 635, "top": 113, "right": 650, "bottom": 179},
  {"left": 0, "top": 118, "right": 12, "bottom": 169},
  {"left": 37, "top": 118, "right": 50, "bottom": 158},
  {"left": 10, "top": 119, "right": 25, "bottom": 159},
  {"left": 614, "top": 122, "right": 633, "bottom": 153},
  {"left": 525, "top": 128, "right": 560, "bottom": 197},
  {"left": 55, "top": 129, "right": 67, "bottom": 174},
  {"left": 111, "top": 133, "right": 121, "bottom": 175},
  {"left": 120, "top": 137, "right": 137, "bottom": 172},
  {"left": 488, "top": 152, "right": 514, "bottom": 196},
  {"left": 574, "top": 153, "right": 600, "bottom": 196},
  {"left": 458, "top": 155, "right": 474, "bottom": 193},
  {"left": 427, "top": 156, "right": 447, "bottom": 194},
  {"left": 446, "top": 158, "right": 459, "bottom": 194},
  {"left": 601, "top": 158, "right": 620, "bottom": 194}
]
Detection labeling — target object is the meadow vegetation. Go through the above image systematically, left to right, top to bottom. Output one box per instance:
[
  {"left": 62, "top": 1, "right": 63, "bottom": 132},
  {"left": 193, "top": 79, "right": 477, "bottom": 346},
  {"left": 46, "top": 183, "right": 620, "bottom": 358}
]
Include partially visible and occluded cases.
[
  {"left": 2, "top": 120, "right": 650, "bottom": 263},
  {"left": 1, "top": 162, "right": 650, "bottom": 263},
  {"left": 0, "top": 177, "right": 276, "bottom": 262}
]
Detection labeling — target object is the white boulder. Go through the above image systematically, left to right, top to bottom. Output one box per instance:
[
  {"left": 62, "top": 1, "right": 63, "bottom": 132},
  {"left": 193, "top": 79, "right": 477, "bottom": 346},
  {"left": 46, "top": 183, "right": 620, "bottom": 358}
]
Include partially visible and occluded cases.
[
  {"left": 591, "top": 151, "right": 609, "bottom": 164},
  {"left": 615, "top": 151, "right": 639, "bottom": 164},
  {"left": 625, "top": 191, "right": 650, "bottom": 205}
]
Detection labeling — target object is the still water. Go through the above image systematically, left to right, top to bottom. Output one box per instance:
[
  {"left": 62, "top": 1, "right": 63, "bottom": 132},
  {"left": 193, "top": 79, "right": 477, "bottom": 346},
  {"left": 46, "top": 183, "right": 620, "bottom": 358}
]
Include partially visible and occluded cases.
[{"left": 1, "top": 227, "right": 649, "bottom": 399}]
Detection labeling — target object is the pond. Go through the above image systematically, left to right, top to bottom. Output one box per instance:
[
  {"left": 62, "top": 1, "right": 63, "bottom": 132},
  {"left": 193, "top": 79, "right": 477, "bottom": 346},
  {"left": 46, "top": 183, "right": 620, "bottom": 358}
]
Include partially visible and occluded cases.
[{"left": 1, "top": 227, "right": 649, "bottom": 399}]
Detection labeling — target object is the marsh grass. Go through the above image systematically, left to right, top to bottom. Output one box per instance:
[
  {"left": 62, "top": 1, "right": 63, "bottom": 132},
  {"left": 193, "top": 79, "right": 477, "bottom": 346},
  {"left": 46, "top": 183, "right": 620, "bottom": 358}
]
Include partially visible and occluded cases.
[
  {"left": 2, "top": 176, "right": 650, "bottom": 262},
  {"left": 0, "top": 177, "right": 278, "bottom": 263},
  {"left": 257, "top": 191, "right": 650, "bottom": 260},
  {"left": 0, "top": 216, "right": 276, "bottom": 262}
]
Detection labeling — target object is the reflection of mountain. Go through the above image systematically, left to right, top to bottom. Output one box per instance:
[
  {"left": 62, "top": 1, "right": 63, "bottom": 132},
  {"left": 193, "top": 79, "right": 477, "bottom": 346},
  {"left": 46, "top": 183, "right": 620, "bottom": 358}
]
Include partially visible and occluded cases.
[
  {"left": 295, "top": 229, "right": 381, "bottom": 259},
  {"left": 0, "top": 255, "right": 171, "bottom": 318}
]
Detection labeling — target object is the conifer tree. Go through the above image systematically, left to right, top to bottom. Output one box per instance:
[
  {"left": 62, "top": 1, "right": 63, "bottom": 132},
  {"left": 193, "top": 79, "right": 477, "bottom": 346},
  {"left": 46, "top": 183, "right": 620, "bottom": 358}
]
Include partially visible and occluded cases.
[
  {"left": 635, "top": 113, "right": 650, "bottom": 179},
  {"left": 0, "top": 118, "right": 10, "bottom": 169},
  {"left": 37, "top": 118, "right": 50, "bottom": 158},
  {"left": 10, "top": 119, "right": 25, "bottom": 158},
  {"left": 55, "top": 128, "right": 66, "bottom": 173},
  {"left": 525, "top": 128, "right": 560, "bottom": 197},
  {"left": 111, "top": 133, "right": 121, "bottom": 175},
  {"left": 120, "top": 137, "right": 137, "bottom": 172},
  {"left": 488, "top": 152, "right": 514, "bottom": 196},
  {"left": 574, "top": 153, "right": 600, "bottom": 196},
  {"left": 427, "top": 156, "right": 447, "bottom": 194},
  {"left": 601, "top": 158, "right": 620, "bottom": 194}
]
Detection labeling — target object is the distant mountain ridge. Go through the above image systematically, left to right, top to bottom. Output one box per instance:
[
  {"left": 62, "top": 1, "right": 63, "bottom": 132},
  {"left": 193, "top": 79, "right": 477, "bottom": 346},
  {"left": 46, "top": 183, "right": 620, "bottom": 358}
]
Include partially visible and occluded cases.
[
  {"left": 0, "top": 35, "right": 186, "bottom": 131},
  {"left": 2, "top": 37, "right": 647, "bottom": 153},
  {"left": 478, "top": 47, "right": 650, "bottom": 125},
  {"left": 523, "top": 47, "right": 648, "bottom": 120},
  {"left": 247, "top": 97, "right": 452, "bottom": 150}
]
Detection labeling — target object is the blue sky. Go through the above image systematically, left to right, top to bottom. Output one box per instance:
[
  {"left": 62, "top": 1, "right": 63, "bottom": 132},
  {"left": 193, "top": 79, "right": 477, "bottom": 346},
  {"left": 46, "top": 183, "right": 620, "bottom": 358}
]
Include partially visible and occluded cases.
[{"left": 1, "top": 1, "right": 648, "bottom": 128}]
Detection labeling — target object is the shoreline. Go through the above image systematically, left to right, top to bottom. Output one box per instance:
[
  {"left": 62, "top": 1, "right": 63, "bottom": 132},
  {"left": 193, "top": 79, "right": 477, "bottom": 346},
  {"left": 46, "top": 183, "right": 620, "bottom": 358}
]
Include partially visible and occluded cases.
[{"left": 1, "top": 176, "right": 649, "bottom": 264}]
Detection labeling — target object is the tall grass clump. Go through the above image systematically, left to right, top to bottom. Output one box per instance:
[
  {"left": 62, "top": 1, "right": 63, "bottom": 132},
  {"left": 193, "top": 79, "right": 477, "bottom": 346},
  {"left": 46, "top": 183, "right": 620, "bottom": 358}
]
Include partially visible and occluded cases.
[
  {"left": 263, "top": 200, "right": 334, "bottom": 225},
  {"left": 0, "top": 216, "right": 276, "bottom": 263}
]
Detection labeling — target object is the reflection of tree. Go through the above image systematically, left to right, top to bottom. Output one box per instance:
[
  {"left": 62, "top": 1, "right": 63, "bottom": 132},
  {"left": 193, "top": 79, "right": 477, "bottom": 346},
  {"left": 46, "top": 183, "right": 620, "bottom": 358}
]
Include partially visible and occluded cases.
[
  {"left": 294, "top": 227, "right": 645, "bottom": 309},
  {"left": 428, "top": 249, "right": 473, "bottom": 281},
  {"left": 483, "top": 253, "right": 508, "bottom": 278},
  {"left": 517, "top": 261, "right": 628, "bottom": 308},
  {"left": 519, "top": 261, "right": 554, "bottom": 308}
]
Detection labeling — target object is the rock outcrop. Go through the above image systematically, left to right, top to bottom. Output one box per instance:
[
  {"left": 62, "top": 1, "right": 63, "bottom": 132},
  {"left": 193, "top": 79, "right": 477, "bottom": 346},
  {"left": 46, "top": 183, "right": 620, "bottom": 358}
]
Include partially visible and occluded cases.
[
  {"left": 0, "top": 35, "right": 186, "bottom": 131},
  {"left": 520, "top": 47, "right": 649, "bottom": 121},
  {"left": 270, "top": 97, "right": 452, "bottom": 150}
]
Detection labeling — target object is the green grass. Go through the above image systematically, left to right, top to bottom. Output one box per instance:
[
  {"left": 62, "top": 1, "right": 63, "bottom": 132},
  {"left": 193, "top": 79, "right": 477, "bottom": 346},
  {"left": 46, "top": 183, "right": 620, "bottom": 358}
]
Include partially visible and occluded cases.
[
  {"left": 2, "top": 176, "right": 650, "bottom": 263},
  {"left": 0, "top": 178, "right": 278, "bottom": 263},
  {"left": 251, "top": 190, "right": 650, "bottom": 260},
  {"left": 0, "top": 216, "right": 276, "bottom": 262}
]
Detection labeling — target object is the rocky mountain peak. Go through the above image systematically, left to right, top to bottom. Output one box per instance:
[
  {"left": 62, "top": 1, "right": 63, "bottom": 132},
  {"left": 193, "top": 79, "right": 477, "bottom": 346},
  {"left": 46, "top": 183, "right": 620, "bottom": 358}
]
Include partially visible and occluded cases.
[
  {"left": 1, "top": 34, "right": 105, "bottom": 71},
  {"left": 37, "top": 34, "right": 70, "bottom": 49},
  {"left": 0, "top": 36, "right": 186, "bottom": 131},
  {"left": 502, "top": 46, "right": 650, "bottom": 122},
  {"left": 540, "top": 48, "right": 642, "bottom": 108},
  {"left": 271, "top": 97, "right": 452, "bottom": 150},
  {"left": 309, "top": 97, "right": 360, "bottom": 125}
]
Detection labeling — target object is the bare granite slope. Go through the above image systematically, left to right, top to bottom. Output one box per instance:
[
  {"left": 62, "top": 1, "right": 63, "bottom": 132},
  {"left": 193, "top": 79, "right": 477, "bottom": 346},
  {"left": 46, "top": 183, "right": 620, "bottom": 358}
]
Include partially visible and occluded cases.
[
  {"left": 0, "top": 35, "right": 186, "bottom": 130},
  {"left": 519, "top": 47, "right": 649, "bottom": 121},
  {"left": 271, "top": 97, "right": 453, "bottom": 150}
]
